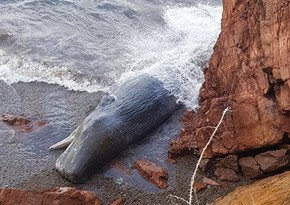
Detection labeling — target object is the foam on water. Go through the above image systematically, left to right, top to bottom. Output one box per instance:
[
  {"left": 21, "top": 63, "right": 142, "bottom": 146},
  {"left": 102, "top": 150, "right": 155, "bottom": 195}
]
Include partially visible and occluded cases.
[
  {"left": 0, "top": 3, "right": 222, "bottom": 109},
  {"left": 120, "top": 4, "right": 222, "bottom": 109},
  {"left": 0, "top": 50, "right": 106, "bottom": 92}
]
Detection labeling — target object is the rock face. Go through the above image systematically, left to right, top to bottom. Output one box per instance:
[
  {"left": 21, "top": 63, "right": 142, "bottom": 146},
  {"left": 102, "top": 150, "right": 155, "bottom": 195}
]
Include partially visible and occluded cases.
[
  {"left": 169, "top": 0, "right": 290, "bottom": 157},
  {"left": 134, "top": 160, "right": 168, "bottom": 189},
  {"left": 212, "top": 171, "right": 290, "bottom": 205},
  {"left": 0, "top": 187, "right": 101, "bottom": 205}
]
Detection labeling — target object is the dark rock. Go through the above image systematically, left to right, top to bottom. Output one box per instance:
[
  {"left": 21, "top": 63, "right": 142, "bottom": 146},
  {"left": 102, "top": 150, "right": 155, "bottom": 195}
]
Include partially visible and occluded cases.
[
  {"left": 254, "top": 149, "right": 289, "bottom": 173},
  {"left": 239, "top": 157, "right": 263, "bottom": 179},
  {"left": 134, "top": 160, "right": 168, "bottom": 189},
  {"left": 214, "top": 167, "right": 239, "bottom": 182}
]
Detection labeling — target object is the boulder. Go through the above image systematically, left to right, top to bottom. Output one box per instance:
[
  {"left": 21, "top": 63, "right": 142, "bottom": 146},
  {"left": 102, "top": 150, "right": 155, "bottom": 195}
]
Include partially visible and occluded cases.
[{"left": 134, "top": 160, "right": 168, "bottom": 189}]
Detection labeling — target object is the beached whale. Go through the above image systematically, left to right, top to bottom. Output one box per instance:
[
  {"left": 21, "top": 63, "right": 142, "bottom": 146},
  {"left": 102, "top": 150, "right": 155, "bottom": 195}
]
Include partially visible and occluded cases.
[{"left": 50, "top": 74, "right": 182, "bottom": 183}]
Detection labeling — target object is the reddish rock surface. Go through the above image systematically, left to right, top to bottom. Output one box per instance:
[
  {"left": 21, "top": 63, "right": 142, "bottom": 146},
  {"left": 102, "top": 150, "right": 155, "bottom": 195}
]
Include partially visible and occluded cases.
[
  {"left": 169, "top": 0, "right": 290, "bottom": 158},
  {"left": 0, "top": 114, "right": 46, "bottom": 133},
  {"left": 254, "top": 149, "right": 289, "bottom": 173},
  {"left": 239, "top": 157, "right": 263, "bottom": 179},
  {"left": 134, "top": 160, "right": 168, "bottom": 189},
  {"left": 214, "top": 167, "right": 239, "bottom": 182},
  {"left": 202, "top": 177, "right": 220, "bottom": 187},
  {"left": 192, "top": 182, "right": 207, "bottom": 191},
  {"left": 0, "top": 187, "right": 101, "bottom": 205}
]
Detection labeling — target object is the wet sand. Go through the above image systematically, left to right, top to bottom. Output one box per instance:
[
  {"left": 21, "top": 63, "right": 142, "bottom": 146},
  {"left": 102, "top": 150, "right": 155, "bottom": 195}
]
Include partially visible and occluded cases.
[{"left": 0, "top": 81, "right": 251, "bottom": 204}]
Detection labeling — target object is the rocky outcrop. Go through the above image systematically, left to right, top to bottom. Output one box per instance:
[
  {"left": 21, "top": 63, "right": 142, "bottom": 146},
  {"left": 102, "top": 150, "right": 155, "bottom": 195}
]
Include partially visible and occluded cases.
[
  {"left": 169, "top": 0, "right": 290, "bottom": 158},
  {"left": 134, "top": 160, "right": 168, "bottom": 189},
  {"left": 212, "top": 171, "right": 290, "bottom": 205},
  {"left": 0, "top": 187, "right": 101, "bottom": 205}
]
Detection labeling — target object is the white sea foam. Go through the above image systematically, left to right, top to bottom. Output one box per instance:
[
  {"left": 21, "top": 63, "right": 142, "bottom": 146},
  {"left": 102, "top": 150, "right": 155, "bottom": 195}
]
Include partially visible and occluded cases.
[
  {"left": 120, "top": 4, "right": 222, "bottom": 109},
  {"left": 0, "top": 50, "right": 105, "bottom": 93}
]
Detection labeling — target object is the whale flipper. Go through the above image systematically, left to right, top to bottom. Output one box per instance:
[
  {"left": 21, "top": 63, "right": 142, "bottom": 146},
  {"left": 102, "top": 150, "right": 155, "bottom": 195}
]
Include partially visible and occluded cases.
[{"left": 49, "top": 125, "right": 81, "bottom": 150}]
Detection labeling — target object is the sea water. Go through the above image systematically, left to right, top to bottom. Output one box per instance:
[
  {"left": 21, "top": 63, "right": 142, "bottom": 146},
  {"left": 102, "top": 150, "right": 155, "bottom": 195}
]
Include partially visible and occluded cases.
[{"left": 0, "top": 0, "right": 222, "bottom": 109}]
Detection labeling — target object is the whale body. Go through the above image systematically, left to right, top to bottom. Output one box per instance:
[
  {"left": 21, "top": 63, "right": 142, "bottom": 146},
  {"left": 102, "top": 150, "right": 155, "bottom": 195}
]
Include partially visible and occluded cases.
[{"left": 52, "top": 74, "right": 182, "bottom": 183}]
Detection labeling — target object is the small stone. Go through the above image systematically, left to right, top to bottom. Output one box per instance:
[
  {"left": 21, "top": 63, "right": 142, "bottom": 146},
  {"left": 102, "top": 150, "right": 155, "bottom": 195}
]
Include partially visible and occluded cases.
[
  {"left": 239, "top": 157, "right": 263, "bottom": 179},
  {"left": 134, "top": 160, "right": 168, "bottom": 189},
  {"left": 214, "top": 167, "right": 239, "bottom": 182},
  {"left": 202, "top": 177, "right": 221, "bottom": 186},
  {"left": 193, "top": 182, "right": 207, "bottom": 191}
]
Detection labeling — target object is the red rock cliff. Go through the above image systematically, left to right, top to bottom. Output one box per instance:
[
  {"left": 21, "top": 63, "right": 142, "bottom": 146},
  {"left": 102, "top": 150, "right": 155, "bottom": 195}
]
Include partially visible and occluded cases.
[{"left": 170, "top": 0, "right": 290, "bottom": 157}]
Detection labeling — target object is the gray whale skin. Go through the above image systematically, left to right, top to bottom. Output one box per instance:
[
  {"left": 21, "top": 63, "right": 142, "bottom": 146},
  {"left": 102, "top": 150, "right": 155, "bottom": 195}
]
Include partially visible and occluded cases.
[{"left": 53, "top": 74, "right": 181, "bottom": 183}]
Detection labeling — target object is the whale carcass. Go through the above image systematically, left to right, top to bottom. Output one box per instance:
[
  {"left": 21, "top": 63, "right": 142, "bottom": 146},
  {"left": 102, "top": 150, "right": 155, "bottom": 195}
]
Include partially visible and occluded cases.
[{"left": 50, "top": 74, "right": 182, "bottom": 183}]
